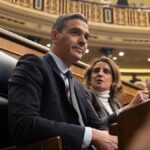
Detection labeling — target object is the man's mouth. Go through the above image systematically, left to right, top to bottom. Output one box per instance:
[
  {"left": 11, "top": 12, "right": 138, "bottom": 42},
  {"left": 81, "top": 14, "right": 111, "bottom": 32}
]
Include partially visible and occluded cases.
[{"left": 72, "top": 46, "right": 84, "bottom": 53}]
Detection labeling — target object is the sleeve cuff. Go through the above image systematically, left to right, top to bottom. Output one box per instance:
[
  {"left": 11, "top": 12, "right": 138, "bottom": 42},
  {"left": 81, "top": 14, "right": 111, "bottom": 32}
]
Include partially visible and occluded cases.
[{"left": 82, "top": 127, "right": 92, "bottom": 148}]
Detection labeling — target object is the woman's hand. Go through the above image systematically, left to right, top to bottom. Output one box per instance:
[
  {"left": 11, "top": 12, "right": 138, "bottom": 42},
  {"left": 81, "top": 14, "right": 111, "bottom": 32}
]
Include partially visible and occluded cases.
[
  {"left": 121, "top": 88, "right": 149, "bottom": 112},
  {"left": 130, "top": 88, "right": 149, "bottom": 105}
]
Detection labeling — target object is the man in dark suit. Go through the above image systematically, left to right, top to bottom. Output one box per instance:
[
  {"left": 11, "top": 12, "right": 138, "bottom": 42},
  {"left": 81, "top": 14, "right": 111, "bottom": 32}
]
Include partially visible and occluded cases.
[{"left": 8, "top": 13, "right": 117, "bottom": 150}]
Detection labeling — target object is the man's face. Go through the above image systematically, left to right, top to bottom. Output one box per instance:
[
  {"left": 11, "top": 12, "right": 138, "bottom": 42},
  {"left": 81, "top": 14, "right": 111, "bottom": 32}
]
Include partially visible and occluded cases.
[{"left": 51, "top": 19, "right": 89, "bottom": 67}]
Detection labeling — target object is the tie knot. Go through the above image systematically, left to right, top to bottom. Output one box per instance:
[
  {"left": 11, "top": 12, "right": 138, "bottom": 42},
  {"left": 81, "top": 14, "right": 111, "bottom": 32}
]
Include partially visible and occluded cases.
[{"left": 64, "top": 70, "right": 72, "bottom": 78}]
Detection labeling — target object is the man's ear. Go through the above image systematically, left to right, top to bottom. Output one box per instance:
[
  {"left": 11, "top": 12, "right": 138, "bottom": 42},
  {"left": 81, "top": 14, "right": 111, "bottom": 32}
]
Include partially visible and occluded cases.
[{"left": 50, "top": 30, "right": 59, "bottom": 43}]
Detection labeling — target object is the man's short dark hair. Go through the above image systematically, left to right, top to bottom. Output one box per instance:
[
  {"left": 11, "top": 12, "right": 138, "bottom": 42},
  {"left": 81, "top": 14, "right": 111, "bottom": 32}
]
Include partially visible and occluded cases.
[{"left": 52, "top": 13, "right": 88, "bottom": 32}]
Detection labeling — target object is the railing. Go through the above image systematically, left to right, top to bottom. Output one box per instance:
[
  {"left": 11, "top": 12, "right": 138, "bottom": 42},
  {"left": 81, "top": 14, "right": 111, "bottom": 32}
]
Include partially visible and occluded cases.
[{"left": 5, "top": 0, "right": 150, "bottom": 27}]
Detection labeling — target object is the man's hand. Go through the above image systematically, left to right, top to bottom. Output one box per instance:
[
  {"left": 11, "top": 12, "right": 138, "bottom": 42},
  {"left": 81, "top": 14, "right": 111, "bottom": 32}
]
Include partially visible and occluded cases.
[{"left": 92, "top": 128, "right": 118, "bottom": 150}]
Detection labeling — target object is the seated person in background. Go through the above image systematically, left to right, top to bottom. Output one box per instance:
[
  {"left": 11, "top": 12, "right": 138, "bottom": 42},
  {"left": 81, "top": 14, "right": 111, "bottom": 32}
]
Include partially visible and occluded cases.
[
  {"left": 8, "top": 13, "right": 117, "bottom": 150},
  {"left": 84, "top": 57, "right": 149, "bottom": 128},
  {"left": 130, "top": 74, "right": 141, "bottom": 83}
]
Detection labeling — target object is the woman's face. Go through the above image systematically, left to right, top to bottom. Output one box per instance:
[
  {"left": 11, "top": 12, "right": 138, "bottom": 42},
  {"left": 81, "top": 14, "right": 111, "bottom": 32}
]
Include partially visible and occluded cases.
[{"left": 91, "top": 61, "right": 113, "bottom": 92}]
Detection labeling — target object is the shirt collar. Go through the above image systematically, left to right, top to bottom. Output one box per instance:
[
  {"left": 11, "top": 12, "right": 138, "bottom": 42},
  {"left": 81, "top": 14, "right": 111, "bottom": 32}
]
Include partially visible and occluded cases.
[{"left": 49, "top": 52, "right": 69, "bottom": 74}]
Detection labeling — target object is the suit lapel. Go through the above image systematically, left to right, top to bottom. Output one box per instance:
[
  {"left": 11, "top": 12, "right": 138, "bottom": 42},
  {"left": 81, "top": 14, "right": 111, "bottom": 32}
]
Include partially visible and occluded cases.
[
  {"left": 43, "top": 53, "right": 62, "bottom": 78},
  {"left": 43, "top": 53, "right": 87, "bottom": 124},
  {"left": 74, "top": 80, "right": 87, "bottom": 124},
  {"left": 95, "top": 96, "right": 110, "bottom": 115}
]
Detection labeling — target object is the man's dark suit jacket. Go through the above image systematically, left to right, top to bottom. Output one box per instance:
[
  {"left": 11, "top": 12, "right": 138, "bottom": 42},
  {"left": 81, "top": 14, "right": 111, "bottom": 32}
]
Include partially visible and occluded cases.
[{"left": 8, "top": 53, "right": 106, "bottom": 150}]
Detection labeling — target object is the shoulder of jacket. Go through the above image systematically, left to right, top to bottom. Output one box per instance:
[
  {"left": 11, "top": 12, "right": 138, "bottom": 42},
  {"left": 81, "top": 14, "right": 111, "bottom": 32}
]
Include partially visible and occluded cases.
[{"left": 18, "top": 54, "right": 41, "bottom": 63}]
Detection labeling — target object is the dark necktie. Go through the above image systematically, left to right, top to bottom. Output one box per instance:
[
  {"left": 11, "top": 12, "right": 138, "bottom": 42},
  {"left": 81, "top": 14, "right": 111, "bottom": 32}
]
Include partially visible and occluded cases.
[{"left": 64, "top": 71, "right": 84, "bottom": 126}]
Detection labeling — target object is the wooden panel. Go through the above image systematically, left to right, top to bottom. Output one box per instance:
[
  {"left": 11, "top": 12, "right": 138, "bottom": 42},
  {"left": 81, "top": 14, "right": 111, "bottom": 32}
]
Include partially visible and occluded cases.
[
  {"left": 0, "top": 37, "right": 43, "bottom": 56},
  {"left": 71, "top": 64, "right": 86, "bottom": 83},
  {"left": 71, "top": 65, "right": 85, "bottom": 77},
  {"left": 119, "top": 81, "right": 142, "bottom": 106},
  {"left": 109, "top": 101, "right": 150, "bottom": 150},
  {"left": 118, "top": 101, "right": 150, "bottom": 150},
  {"left": 16, "top": 136, "right": 63, "bottom": 150},
  {"left": 42, "top": 136, "right": 63, "bottom": 150}
]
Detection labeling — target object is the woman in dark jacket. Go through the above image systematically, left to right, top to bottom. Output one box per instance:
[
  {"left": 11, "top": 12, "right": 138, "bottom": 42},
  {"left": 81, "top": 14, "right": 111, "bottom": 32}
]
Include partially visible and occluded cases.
[{"left": 84, "top": 57, "right": 149, "bottom": 128}]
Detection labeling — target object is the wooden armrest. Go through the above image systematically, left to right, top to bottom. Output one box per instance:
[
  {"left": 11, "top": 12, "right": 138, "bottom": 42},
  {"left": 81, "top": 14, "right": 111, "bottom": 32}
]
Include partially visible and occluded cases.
[
  {"left": 109, "top": 122, "right": 118, "bottom": 136},
  {"left": 16, "top": 136, "right": 63, "bottom": 150},
  {"left": 42, "top": 136, "right": 63, "bottom": 150}
]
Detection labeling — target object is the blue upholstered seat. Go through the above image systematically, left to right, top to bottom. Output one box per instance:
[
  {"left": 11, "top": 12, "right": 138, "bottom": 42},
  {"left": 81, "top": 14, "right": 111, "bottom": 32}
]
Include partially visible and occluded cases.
[{"left": 0, "top": 51, "right": 17, "bottom": 149}]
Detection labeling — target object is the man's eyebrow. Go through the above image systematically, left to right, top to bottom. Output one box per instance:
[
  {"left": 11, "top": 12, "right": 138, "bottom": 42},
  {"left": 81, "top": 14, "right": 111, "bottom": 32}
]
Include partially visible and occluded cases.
[{"left": 69, "top": 27, "right": 90, "bottom": 34}]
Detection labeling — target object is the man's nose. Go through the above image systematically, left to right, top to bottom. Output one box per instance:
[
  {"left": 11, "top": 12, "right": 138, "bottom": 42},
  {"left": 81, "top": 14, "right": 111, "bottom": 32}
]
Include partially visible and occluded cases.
[{"left": 79, "top": 35, "right": 87, "bottom": 46}]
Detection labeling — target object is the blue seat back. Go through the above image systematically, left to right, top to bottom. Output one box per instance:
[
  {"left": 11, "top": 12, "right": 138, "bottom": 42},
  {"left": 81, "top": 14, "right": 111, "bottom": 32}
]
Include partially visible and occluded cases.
[{"left": 0, "top": 51, "right": 17, "bottom": 148}]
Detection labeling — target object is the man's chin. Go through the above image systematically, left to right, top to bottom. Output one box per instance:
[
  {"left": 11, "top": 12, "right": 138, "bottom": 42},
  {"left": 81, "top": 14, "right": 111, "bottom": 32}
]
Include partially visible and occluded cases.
[{"left": 74, "top": 55, "right": 83, "bottom": 61}]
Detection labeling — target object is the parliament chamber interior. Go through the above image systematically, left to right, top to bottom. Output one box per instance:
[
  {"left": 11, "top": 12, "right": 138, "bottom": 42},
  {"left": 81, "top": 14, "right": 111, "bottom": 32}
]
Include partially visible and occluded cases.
[{"left": 0, "top": 0, "right": 150, "bottom": 150}]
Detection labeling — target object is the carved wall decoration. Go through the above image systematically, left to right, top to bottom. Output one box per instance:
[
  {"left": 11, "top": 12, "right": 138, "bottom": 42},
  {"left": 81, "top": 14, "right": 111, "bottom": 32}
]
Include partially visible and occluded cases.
[
  {"left": 3, "top": 0, "right": 150, "bottom": 27},
  {"left": 9, "top": 0, "right": 32, "bottom": 8},
  {"left": 33, "top": 0, "right": 44, "bottom": 10},
  {"left": 45, "top": 0, "right": 59, "bottom": 14},
  {"left": 103, "top": 7, "right": 113, "bottom": 23},
  {"left": 114, "top": 8, "right": 127, "bottom": 25}
]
